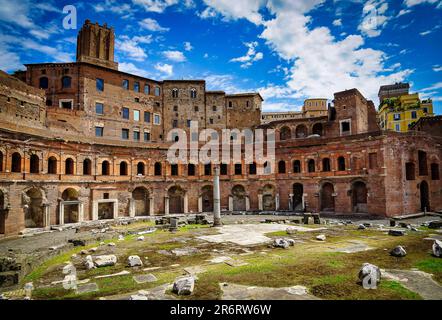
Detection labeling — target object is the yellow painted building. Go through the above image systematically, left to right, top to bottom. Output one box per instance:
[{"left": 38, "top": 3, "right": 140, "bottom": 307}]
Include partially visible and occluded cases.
[
  {"left": 378, "top": 93, "right": 434, "bottom": 132},
  {"left": 302, "top": 98, "right": 328, "bottom": 118}
]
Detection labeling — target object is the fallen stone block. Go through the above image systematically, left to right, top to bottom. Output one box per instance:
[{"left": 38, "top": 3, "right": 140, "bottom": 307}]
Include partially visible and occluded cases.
[
  {"left": 389, "top": 229, "right": 406, "bottom": 236},
  {"left": 433, "top": 240, "right": 442, "bottom": 257},
  {"left": 390, "top": 246, "right": 407, "bottom": 257},
  {"left": 94, "top": 255, "right": 117, "bottom": 267},
  {"left": 127, "top": 255, "right": 143, "bottom": 267},
  {"left": 172, "top": 276, "right": 195, "bottom": 295}
]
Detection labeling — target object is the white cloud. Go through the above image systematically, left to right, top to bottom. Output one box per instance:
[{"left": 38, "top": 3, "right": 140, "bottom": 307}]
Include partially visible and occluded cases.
[
  {"left": 0, "top": 0, "right": 34, "bottom": 29},
  {"left": 93, "top": 0, "right": 134, "bottom": 15},
  {"left": 132, "top": 0, "right": 179, "bottom": 13},
  {"left": 201, "top": 0, "right": 266, "bottom": 25},
  {"left": 358, "top": 0, "right": 390, "bottom": 38},
  {"left": 404, "top": 0, "right": 441, "bottom": 7},
  {"left": 397, "top": 9, "right": 411, "bottom": 17},
  {"left": 139, "top": 18, "right": 169, "bottom": 32},
  {"left": 333, "top": 19, "right": 342, "bottom": 26},
  {"left": 419, "top": 25, "right": 441, "bottom": 36},
  {"left": 116, "top": 35, "right": 150, "bottom": 61},
  {"left": 184, "top": 41, "right": 193, "bottom": 51},
  {"left": 230, "top": 41, "right": 263, "bottom": 68},
  {"left": 0, "top": 46, "right": 23, "bottom": 72},
  {"left": 163, "top": 50, "right": 186, "bottom": 62},
  {"left": 119, "top": 62, "right": 151, "bottom": 78},
  {"left": 155, "top": 63, "right": 173, "bottom": 76},
  {"left": 433, "top": 65, "right": 442, "bottom": 72},
  {"left": 205, "top": 74, "right": 244, "bottom": 93},
  {"left": 420, "top": 82, "right": 442, "bottom": 91},
  {"left": 262, "top": 102, "right": 301, "bottom": 112}
]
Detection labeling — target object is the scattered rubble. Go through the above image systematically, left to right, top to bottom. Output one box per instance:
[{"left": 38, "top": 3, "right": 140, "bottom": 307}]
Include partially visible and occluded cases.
[
  {"left": 390, "top": 246, "right": 407, "bottom": 257},
  {"left": 172, "top": 276, "right": 195, "bottom": 295}
]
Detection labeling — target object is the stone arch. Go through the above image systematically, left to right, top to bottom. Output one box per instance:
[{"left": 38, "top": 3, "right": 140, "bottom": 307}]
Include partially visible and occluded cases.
[
  {"left": 312, "top": 123, "right": 323, "bottom": 136},
  {"left": 295, "top": 124, "right": 308, "bottom": 138},
  {"left": 279, "top": 126, "right": 291, "bottom": 141},
  {"left": 11, "top": 152, "right": 22, "bottom": 173},
  {"left": 30, "top": 154, "right": 40, "bottom": 174},
  {"left": 338, "top": 156, "right": 346, "bottom": 171},
  {"left": 83, "top": 158, "right": 92, "bottom": 175},
  {"left": 322, "top": 158, "right": 331, "bottom": 172},
  {"left": 278, "top": 160, "right": 286, "bottom": 174},
  {"left": 293, "top": 160, "right": 301, "bottom": 173},
  {"left": 120, "top": 161, "right": 128, "bottom": 176},
  {"left": 137, "top": 162, "right": 145, "bottom": 175},
  {"left": 154, "top": 162, "right": 162, "bottom": 176},
  {"left": 351, "top": 180, "right": 368, "bottom": 213},
  {"left": 420, "top": 180, "right": 430, "bottom": 212},
  {"left": 320, "top": 182, "right": 335, "bottom": 212},
  {"left": 293, "top": 183, "right": 304, "bottom": 212},
  {"left": 261, "top": 184, "right": 276, "bottom": 211},
  {"left": 168, "top": 185, "right": 185, "bottom": 214},
  {"left": 201, "top": 185, "right": 213, "bottom": 212},
  {"left": 232, "top": 185, "right": 247, "bottom": 211},
  {"left": 23, "top": 187, "right": 45, "bottom": 228},
  {"left": 132, "top": 187, "right": 150, "bottom": 216},
  {"left": 61, "top": 188, "right": 80, "bottom": 224},
  {"left": 62, "top": 188, "right": 79, "bottom": 201}
]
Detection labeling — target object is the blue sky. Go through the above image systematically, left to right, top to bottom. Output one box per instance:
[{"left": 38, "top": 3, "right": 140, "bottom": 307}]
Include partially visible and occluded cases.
[{"left": 0, "top": 0, "right": 441, "bottom": 113}]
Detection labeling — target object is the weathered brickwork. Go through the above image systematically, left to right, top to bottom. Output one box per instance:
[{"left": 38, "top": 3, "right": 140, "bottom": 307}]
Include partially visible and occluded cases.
[{"left": 0, "top": 21, "right": 440, "bottom": 236}]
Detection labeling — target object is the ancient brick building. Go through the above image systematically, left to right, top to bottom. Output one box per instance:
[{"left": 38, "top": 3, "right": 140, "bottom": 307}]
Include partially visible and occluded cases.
[{"left": 0, "top": 21, "right": 440, "bottom": 236}]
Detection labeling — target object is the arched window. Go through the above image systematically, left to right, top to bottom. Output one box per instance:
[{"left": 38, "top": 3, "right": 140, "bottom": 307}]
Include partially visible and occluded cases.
[
  {"left": 62, "top": 76, "right": 71, "bottom": 89},
  {"left": 39, "top": 77, "right": 48, "bottom": 89},
  {"left": 172, "top": 88, "right": 179, "bottom": 98},
  {"left": 190, "top": 88, "right": 197, "bottom": 99},
  {"left": 312, "top": 123, "right": 323, "bottom": 136},
  {"left": 296, "top": 125, "right": 308, "bottom": 138},
  {"left": 280, "top": 127, "right": 291, "bottom": 141},
  {"left": 0, "top": 150, "right": 3, "bottom": 172},
  {"left": 11, "top": 152, "right": 22, "bottom": 173},
  {"left": 30, "top": 154, "right": 40, "bottom": 174},
  {"left": 338, "top": 156, "right": 346, "bottom": 171},
  {"left": 48, "top": 157, "right": 57, "bottom": 174},
  {"left": 65, "top": 158, "right": 74, "bottom": 175},
  {"left": 322, "top": 158, "right": 331, "bottom": 172},
  {"left": 83, "top": 159, "right": 92, "bottom": 175},
  {"left": 308, "top": 159, "right": 315, "bottom": 173},
  {"left": 278, "top": 160, "right": 286, "bottom": 174},
  {"left": 293, "top": 160, "right": 301, "bottom": 173},
  {"left": 102, "top": 161, "right": 110, "bottom": 176},
  {"left": 120, "top": 161, "right": 128, "bottom": 176},
  {"left": 137, "top": 162, "right": 145, "bottom": 175},
  {"left": 154, "top": 162, "right": 162, "bottom": 176},
  {"left": 235, "top": 163, "right": 242, "bottom": 175},
  {"left": 188, "top": 164, "right": 195, "bottom": 176}
]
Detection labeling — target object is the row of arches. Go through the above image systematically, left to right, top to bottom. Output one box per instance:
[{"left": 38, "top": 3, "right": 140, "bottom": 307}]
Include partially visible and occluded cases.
[
  {"left": 279, "top": 123, "right": 324, "bottom": 140},
  {"left": 281, "top": 157, "right": 347, "bottom": 174}
]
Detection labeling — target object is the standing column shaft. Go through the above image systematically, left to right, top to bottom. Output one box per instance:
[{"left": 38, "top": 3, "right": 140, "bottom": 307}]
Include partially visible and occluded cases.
[{"left": 213, "top": 166, "right": 222, "bottom": 226}]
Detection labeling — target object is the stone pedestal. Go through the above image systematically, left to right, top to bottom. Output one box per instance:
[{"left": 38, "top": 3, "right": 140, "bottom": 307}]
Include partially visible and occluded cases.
[{"left": 213, "top": 166, "right": 222, "bottom": 226}]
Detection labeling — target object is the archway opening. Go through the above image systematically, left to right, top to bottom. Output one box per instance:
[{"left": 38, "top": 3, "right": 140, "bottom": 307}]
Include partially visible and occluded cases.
[
  {"left": 312, "top": 123, "right": 323, "bottom": 136},
  {"left": 296, "top": 125, "right": 308, "bottom": 138},
  {"left": 280, "top": 126, "right": 291, "bottom": 140},
  {"left": 48, "top": 157, "right": 57, "bottom": 174},
  {"left": 65, "top": 158, "right": 74, "bottom": 175},
  {"left": 83, "top": 159, "right": 92, "bottom": 175},
  {"left": 278, "top": 160, "right": 286, "bottom": 174},
  {"left": 102, "top": 161, "right": 110, "bottom": 176},
  {"left": 120, "top": 161, "right": 128, "bottom": 176},
  {"left": 137, "top": 162, "right": 145, "bottom": 175},
  {"left": 154, "top": 162, "right": 162, "bottom": 176},
  {"left": 352, "top": 181, "right": 368, "bottom": 213},
  {"left": 420, "top": 181, "right": 430, "bottom": 212},
  {"left": 293, "top": 183, "right": 304, "bottom": 212},
  {"left": 320, "top": 183, "right": 335, "bottom": 213},
  {"left": 232, "top": 185, "right": 246, "bottom": 211},
  {"left": 262, "top": 185, "right": 276, "bottom": 211},
  {"left": 168, "top": 186, "right": 185, "bottom": 214},
  {"left": 201, "top": 186, "right": 213, "bottom": 212},
  {"left": 133, "top": 187, "right": 150, "bottom": 216},
  {"left": 24, "top": 188, "right": 44, "bottom": 228},
  {"left": 61, "top": 188, "right": 80, "bottom": 224}
]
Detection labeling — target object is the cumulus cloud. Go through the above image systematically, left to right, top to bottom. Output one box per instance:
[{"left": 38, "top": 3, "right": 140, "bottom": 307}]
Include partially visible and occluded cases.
[
  {"left": 93, "top": 0, "right": 134, "bottom": 15},
  {"left": 132, "top": 0, "right": 179, "bottom": 13},
  {"left": 200, "top": 0, "right": 413, "bottom": 103},
  {"left": 201, "top": 0, "right": 266, "bottom": 25},
  {"left": 358, "top": 0, "right": 390, "bottom": 38},
  {"left": 404, "top": 0, "right": 441, "bottom": 7},
  {"left": 139, "top": 18, "right": 169, "bottom": 32},
  {"left": 332, "top": 19, "right": 342, "bottom": 26},
  {"left": 116, "top": 35, "right": 151, "bottom": 61},
  {"left": 184, "top": 41, "right": 193, "bottom": 51},
  {"left": 230, "top": 41, "right": 263, "bottom": 68},
  {"left": 163, "top": 50, "right": 186, "bottom": 62},
  {"left": 119, "top": 62, "right": 151, "bottom": 78},
  {"left": 155, "top": 63, "right": 173, "bottom": 76}
]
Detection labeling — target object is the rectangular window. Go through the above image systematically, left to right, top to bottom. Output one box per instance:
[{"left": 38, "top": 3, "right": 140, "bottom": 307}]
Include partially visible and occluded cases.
[
  {"left": 96, "top": 78, "right": 104, "bottom": 92},
  {"left": 122, "top": 79, "right": 129, "bottom": 90},
  {"left": 134, "top": 81, "right": 140, "bottom": 92},
  {"left": 144, "top": 84, "right": 150, "bottom": 95},
  {"left": 154, "top": 86, "right": 161, "bottom": 96},
  {"left": 60, "top": 100, "right": 73, "bottom": 109},
  {"left": 96, "top": 103, "right": 104, "bottom": 115},
  {"left": 212, "top": 106, "right": 217, "bottom": 112},
  {"left": 122, "top": 107, "right": 129, "bottom": 120},
  {"left": 423, "top": 108, "right": 428, "bottom": 113},
  {"left": 133, "top": 110, "right": 140, "bottom": 122},
  {"left": 144, "top": 111, "right": 151, "bottom": 123},
  {"left": 411, "top": 111, "right": 417, "bottom": 119},
  {"left": 394, "top": 113, "right": 401, "bottom": 121},
  {"left": 154, "top": 114, "right": 161, "bottom": 125},
  {"left": 209, "top": 118, "right": 214, "bottom": 124},
  {"left": 340, "top": 119, "right": 351, "bottom": 135},
  {"left": 187, "top": 120, "right": 191, "bottom": 128},
  {"left": 395, "top": 124, "right": 400, "bottom": 132},
  {"left": 95, "top": 126, "right": 104, "bottom": 137},
  {"left": 122, "top": 129, "right": 129, "bottom": 140},
  {"left": 134, "top": 131, "right": 140, "bottom": 141},
  {"left": 144, "top": 131, "right": 150, "bottom": 141},
  {"left": 418, "top": 150, "right": 428, "bottom": 176},
  {"left": 220, "top": 164, "right": 228, "bottom": 175},
  {"left": 234, "top": 164, "right": 242, "bottom": 175}
]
